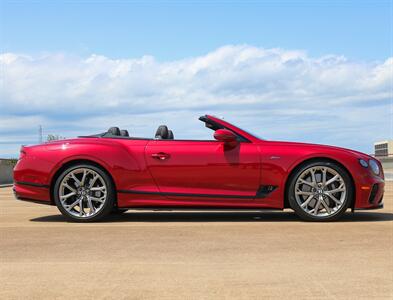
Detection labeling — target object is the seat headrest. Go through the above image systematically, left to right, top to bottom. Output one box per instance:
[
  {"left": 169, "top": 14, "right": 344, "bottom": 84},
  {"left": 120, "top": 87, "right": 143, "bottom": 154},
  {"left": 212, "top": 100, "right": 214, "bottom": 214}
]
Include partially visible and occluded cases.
[
  {"left": 155, "top": 125, "right": 169, "bottom": 139},
  {"left": 108, "top": 127, "right": 121, "bottom": 136},
  {"left": 120, "top": 129, "right": 129, "bottom": 137},
  {"left": 167, "top": 130, "right": 174, "bottom": 140}
]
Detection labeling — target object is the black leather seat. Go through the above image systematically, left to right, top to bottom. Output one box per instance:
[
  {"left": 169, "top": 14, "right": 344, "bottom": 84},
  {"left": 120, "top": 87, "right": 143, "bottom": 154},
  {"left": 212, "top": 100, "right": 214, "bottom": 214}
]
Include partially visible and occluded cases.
[
  {"left": 155, "top": 125, "right": 169, "bottom": 139},
  {"left": 155, "top": 125, "right": 175, "bottom": 139},
  {"left": 108, "top": 127, "right": 121, "bottom": 136},
  {"left": 120, "top": 130, "right": 129, "bottom": 137}
]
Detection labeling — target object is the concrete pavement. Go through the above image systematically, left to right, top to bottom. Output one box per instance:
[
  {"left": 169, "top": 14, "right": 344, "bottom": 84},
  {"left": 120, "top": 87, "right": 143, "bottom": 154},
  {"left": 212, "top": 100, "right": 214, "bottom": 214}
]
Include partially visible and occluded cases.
[{"left": 0, "top": 184, "right": 392, "bottom": 299}]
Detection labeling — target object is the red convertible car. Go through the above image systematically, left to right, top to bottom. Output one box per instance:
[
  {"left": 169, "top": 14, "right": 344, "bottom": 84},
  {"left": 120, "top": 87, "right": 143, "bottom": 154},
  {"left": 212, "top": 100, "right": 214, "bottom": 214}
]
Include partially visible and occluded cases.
[{"left": 13, "top": 115, "right": 385, "bottom": 222}]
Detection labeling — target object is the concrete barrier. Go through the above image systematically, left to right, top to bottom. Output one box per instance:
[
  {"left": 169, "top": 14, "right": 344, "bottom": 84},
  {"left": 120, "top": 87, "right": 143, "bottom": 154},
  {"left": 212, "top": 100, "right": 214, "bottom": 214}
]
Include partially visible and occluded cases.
[
  {"left": 377, "top": 156, "right": 393, "bottom": 181},
  {"left": 378, "top": 156, "right": 393, "bottom": 170},
  {"left": 0, "top": 159, "right": 15, "bottom": 185}
]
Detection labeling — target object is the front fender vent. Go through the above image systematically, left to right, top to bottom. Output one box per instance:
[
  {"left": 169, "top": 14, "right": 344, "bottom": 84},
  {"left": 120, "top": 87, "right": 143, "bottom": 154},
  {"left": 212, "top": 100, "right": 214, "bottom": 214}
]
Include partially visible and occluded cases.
[{"left": 256, "top": 185, "right": 277, "bottom": 198}]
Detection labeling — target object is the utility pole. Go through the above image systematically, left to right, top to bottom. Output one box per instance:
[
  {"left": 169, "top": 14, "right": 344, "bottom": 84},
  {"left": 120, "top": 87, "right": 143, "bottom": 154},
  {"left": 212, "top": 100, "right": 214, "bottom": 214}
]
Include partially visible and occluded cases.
[{"left": 38, "top": 125, "right": 43, "bottom": 144}]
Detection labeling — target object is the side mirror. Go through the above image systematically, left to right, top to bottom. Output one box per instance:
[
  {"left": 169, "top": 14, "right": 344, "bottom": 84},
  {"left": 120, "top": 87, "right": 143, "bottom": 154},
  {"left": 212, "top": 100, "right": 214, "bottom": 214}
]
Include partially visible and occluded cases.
[{"left": 214, "top": 129, "right": 238, "bottom": 148}]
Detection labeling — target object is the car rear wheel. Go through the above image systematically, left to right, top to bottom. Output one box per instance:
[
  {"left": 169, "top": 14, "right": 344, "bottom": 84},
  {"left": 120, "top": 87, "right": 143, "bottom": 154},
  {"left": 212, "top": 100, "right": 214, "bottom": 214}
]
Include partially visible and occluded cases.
[
  {"left": 288, "top": 161, "right": 353, "bottom": 221},
  {"left": 54, "top": 164, "right": 115, "bottom": 222}
]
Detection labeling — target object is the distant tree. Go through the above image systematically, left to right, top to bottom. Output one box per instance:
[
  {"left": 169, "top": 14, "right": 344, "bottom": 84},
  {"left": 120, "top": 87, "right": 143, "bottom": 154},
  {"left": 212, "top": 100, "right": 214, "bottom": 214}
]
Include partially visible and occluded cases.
[{"left": 47, "top": 134, "right": 65, "bottom": 141}]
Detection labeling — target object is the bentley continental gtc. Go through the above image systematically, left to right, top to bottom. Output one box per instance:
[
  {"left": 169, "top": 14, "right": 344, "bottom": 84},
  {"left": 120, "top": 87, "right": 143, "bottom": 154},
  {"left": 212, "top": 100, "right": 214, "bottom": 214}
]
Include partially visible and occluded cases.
[{"left": 13, "top": 115, "right": 385, "bottom": 222}]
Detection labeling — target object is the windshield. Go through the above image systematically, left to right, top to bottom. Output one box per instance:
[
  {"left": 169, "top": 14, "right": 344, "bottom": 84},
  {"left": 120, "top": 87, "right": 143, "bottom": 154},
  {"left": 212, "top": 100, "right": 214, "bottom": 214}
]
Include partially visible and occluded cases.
[
  {"left": 200, "top": 115, "right": 265, "bottom": 141},
  {"left": 235, "top": 126, "right": 265, "bottom": 140}
]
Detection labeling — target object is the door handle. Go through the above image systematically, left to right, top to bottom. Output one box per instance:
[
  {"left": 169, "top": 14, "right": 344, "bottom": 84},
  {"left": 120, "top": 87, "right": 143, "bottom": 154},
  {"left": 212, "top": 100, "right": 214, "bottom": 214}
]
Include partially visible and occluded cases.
[{"left": 151, "top": 152, "right": 171, "bottom": 160}]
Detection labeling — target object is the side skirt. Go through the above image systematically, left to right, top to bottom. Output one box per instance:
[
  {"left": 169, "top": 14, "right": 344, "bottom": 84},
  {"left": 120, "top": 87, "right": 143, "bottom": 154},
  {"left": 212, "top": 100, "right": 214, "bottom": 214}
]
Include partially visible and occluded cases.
[
  {"left": 118, "top": 185, "right": 278, "bottom": 200},
  {"left": 117, "top": 207, "right": 284, "bottom": 212}
]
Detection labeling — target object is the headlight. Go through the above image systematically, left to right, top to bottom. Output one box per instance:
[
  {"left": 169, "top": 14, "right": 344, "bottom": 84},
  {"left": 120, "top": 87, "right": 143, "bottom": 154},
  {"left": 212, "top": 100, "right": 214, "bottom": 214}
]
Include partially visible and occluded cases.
[
  {"left": 359, "top": 159, "right": 368, "bottom": 168},
  {"left": 369, "top": 159, "right": 380, "bottom": 175}
]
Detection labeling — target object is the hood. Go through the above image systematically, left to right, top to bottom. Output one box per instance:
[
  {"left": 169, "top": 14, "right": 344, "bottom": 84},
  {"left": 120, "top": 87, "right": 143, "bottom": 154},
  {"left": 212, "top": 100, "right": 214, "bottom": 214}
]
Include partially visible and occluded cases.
[{"left": 266, "top": 140, "right": 372, "bottom": 158}]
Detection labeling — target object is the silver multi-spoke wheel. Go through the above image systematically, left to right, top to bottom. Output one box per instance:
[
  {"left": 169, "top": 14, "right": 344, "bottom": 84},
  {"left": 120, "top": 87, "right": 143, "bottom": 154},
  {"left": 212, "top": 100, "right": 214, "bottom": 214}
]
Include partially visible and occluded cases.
[
  {"left": 294, "top": 166, "right": 347, "bottom": 218},
  {"left": 58, "top": 168, "right": 107, "bottom": 218}
]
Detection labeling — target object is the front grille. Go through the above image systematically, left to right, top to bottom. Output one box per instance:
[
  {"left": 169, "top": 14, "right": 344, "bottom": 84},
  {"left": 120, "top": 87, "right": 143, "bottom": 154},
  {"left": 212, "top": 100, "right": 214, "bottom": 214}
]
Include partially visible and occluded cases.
[{"left": 368, "top": 184, "right": 379, "bottom": 204}]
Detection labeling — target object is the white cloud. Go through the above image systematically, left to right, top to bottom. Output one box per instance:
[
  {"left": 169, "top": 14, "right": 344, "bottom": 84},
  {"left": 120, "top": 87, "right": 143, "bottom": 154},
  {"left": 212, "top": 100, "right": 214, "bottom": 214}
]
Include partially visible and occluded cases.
[{"left": 0, "top": 45, "right": 392, "bottom": 157}]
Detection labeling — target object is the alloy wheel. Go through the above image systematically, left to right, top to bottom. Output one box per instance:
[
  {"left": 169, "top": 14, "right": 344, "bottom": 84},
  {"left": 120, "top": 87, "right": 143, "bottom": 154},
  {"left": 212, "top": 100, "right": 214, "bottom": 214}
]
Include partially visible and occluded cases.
[
  {"left": 294, "top": 166, "right": 347, "bottom": 218},
  {"left": 58, "top": 167, "right": 107, "bottom": 218}
]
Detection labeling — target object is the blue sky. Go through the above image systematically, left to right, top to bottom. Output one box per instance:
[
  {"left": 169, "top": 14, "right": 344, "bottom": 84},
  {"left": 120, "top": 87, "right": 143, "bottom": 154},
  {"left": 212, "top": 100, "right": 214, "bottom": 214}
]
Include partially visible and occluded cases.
[
  {"left": 0, "top": 0, "right": 392, "bottom": 157},
  {"left": 2, "top": 1, "right": 391, "bottom": 60}
]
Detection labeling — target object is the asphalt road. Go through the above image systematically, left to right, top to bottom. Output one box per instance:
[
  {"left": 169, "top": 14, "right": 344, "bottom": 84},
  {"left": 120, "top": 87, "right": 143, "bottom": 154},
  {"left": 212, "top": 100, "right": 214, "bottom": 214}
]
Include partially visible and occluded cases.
[{"left": 0, "top": 185, "right": 392, "bottom": 299}]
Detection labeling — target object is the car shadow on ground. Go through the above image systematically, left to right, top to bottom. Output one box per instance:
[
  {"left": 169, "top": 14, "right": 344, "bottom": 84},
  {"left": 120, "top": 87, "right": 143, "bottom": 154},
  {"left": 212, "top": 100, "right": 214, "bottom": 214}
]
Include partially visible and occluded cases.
[{"left": 30, "top": 211, "right": 393, "bottom": 223}]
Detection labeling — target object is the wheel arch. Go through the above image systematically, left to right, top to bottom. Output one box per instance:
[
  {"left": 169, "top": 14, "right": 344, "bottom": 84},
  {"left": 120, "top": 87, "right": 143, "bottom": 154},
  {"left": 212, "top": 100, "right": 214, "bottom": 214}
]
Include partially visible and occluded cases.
[
  {"left": 283, "top": 157, "right": 356, "bottom": 209},
  {"left": 49, "top": 159, "right": 117, "bottom": 206}
]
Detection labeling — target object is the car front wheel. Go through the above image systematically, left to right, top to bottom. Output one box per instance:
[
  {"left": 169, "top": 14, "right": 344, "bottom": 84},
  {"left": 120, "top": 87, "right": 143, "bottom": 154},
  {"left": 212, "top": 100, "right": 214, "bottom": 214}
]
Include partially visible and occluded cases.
[
  {"left": 288, "top": 161, "right": 353, "bottom": 221},
  {"left": 54, "top": 164, "right": 115, "bottom": 222}
]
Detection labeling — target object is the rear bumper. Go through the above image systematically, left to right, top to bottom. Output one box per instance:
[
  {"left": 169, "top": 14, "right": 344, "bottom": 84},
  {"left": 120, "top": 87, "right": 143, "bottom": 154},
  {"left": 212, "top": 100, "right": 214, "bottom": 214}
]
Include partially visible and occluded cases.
[
  {"left": 13, "top": 154, "right": 53, "bottom": 204},
  {"left": 13, "top": 182, "right": 52, "bottom": 204}
]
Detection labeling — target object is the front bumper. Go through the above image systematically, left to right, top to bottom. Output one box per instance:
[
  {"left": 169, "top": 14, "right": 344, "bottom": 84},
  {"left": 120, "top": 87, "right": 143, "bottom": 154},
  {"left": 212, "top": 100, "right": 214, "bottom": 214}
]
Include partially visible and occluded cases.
[
  {"left": 354, "top": 174, "right": 384, "bottom": 210},
  {"left": 355, "top": 202, "right": 384, "bottom": 210}
]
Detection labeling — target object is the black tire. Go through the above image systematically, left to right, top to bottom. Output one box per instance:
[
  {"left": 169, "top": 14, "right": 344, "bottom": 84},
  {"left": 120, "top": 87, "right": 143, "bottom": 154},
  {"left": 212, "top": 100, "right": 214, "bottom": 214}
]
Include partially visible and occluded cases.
[
  {"left": 288, "top": 161, "right": 353, "bottom": 222},
  {"left": 53, "top": 164, "right": 115, "bottom": 222}
]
